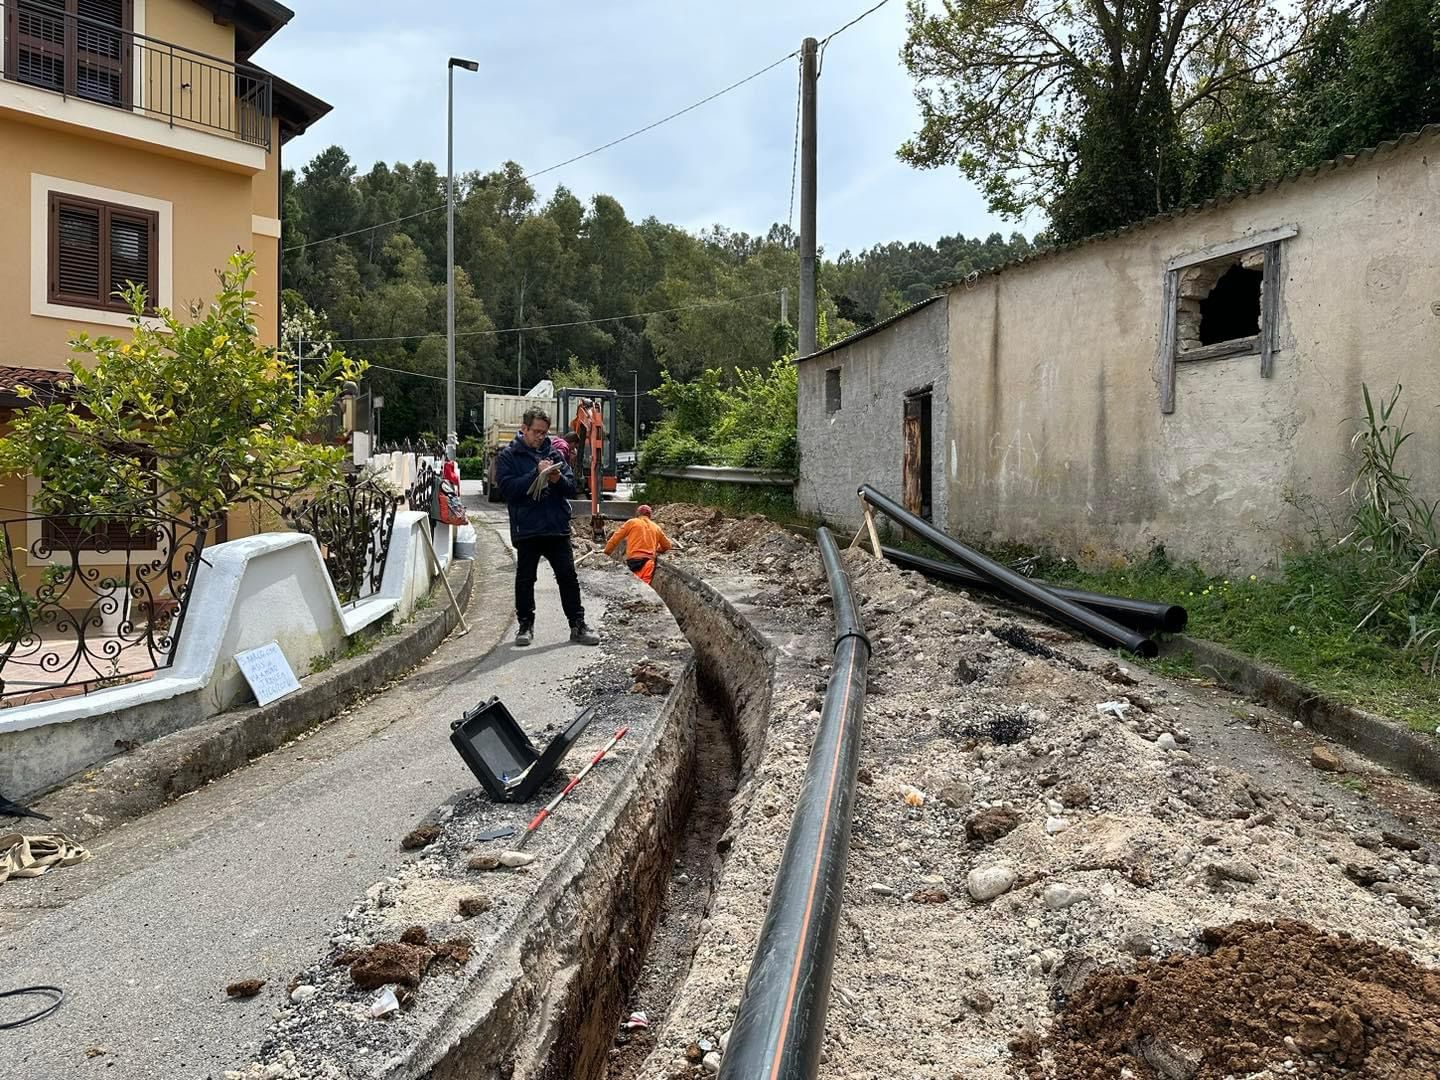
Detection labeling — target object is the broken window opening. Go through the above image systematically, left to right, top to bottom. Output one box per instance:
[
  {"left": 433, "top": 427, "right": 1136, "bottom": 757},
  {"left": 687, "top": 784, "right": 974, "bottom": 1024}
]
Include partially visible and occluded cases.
[
  {"left": 1175, "top": 247, "right": 1266, "bottom": 357},
  {"left": 1199, "top": 264, "right": 1263, "bottom": 345},
  {"left": 825, "top": 368, "right": 842, "bottom": 416}
]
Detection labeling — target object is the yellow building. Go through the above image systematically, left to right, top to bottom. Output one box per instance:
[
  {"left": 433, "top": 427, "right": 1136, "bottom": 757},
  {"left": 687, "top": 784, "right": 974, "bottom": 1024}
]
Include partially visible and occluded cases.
[{"left": 0, "top": 0, "right": 328, "bottom": 526}]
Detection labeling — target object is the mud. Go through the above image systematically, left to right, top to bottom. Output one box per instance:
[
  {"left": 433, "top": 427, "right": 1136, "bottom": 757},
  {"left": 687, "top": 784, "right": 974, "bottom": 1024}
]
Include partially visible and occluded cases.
[{"left": 1021, "top": 919, "right": 1440, "bottom": 1078}]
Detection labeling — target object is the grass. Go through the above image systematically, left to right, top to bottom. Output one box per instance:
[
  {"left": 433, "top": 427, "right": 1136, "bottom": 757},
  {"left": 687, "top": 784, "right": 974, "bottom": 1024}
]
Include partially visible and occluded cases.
[
  {"left": 636, "top": 476, "right": 819, "bottom": 530},
  {"left": 307, "top": 628, "right": 380, "bottom": 675}
]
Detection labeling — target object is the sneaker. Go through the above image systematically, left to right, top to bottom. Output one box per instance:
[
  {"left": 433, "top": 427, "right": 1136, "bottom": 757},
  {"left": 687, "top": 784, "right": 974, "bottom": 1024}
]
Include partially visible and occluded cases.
[
  {"left": 569, "top": 621, "right": 600, "bottom": 646},
  {"left": 515, "top": 622, "right": 534, "bottom": 647}
]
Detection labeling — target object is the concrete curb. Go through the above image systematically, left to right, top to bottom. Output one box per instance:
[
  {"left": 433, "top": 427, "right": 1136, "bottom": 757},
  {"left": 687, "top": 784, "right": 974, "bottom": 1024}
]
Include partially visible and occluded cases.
[
  {"left": 33, "top": 556, "right": 481, "bottom": 841},
  {"left": 1163, "top": 634, "right": 1440, "bottom": 787}
]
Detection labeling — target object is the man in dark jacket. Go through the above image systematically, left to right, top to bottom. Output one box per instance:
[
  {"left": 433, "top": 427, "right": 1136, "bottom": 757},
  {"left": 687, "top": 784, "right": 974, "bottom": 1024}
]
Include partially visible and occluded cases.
[{"left": 495, "top": 408, "right": 600, "bottom": 647}]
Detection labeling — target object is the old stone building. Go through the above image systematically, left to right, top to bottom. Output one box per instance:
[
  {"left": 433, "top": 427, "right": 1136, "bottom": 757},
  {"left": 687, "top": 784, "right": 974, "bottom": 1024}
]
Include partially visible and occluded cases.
[{"left": 796, "top": 126, "right": 1440, "bottom": 571}]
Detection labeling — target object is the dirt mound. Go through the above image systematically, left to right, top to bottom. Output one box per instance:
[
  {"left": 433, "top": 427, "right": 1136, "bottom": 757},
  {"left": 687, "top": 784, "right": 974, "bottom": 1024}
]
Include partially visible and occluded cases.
[{"left": 1022, "top": 919, "right": 1440, "bottom": 1078}]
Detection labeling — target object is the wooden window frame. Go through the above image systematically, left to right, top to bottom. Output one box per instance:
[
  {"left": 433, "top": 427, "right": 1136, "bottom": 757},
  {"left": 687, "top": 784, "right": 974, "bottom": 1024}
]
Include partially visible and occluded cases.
[
  {"left": 4, "top": 0, "right": 134, "bottom": 109},
  {"left": 47, "top": 191, "right": 159, "bottom": 315},
  {"left": 1156, "top": 225, "right": 1296, "bottom": 414}
]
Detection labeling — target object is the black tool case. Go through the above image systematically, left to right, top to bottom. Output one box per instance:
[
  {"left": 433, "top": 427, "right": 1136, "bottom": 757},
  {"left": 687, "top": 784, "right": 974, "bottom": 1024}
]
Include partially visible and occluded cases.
[{"left": 449, "top": 697, "right": 597, "bottom": 803}]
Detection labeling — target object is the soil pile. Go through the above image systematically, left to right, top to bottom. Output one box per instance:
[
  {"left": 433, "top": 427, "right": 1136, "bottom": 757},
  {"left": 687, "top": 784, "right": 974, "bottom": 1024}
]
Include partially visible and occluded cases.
[{"left": 1023, "top": 919, "right": 1440, "bottom": 1078}]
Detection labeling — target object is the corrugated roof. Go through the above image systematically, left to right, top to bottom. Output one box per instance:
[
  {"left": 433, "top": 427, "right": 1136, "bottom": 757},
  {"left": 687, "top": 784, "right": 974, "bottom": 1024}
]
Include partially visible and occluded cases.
[
  {"left": 804, "top": 124, "right": 1440, "bottom": 362},
  {"left": 939, "top": 124, "right": 1440, "bottom": 290},
  {"left": 797, "top": 294, "right": 942, "bottom": 363},
  {"left": 0, "top": 367, "right": 72, "bottom": 394}
]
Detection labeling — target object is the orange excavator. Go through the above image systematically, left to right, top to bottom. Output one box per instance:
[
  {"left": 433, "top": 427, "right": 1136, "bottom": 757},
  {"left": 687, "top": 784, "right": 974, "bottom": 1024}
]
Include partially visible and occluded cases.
[{"left": 564, "top": 389, "right": 616, "bottom": 543}]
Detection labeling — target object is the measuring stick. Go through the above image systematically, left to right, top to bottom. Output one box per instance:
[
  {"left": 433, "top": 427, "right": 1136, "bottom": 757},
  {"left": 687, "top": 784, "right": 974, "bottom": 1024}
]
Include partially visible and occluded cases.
[
  {"left": 420, "top": 524, "right": 470, "bottom": 635},
  {"left": 515, "top": 727, "right": 628, "bottom": 848}
]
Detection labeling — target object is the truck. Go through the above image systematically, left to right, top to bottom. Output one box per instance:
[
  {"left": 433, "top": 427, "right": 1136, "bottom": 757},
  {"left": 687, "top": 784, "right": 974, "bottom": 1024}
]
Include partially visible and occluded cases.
[{"left": 483, "top": 384, "right": 556, "bottom": 501}]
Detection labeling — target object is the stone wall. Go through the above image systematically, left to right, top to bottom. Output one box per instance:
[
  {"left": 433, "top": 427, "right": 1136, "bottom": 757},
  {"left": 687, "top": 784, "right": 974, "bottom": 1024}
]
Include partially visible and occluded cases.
[{"left": 795, "top": 297, "right": 949, "bottom": 529}]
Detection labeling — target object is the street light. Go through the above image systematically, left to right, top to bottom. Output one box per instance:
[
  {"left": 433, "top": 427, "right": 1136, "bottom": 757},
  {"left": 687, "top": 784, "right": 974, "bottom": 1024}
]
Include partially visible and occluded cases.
[{"left": 446, "top": 56, "right": 479, "bottom": 463}]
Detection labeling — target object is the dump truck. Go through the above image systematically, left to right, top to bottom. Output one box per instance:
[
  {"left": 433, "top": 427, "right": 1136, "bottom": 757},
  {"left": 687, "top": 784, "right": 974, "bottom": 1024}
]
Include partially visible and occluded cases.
[{"left": 483, "top": 384, "right": 556, "bottom": 501}]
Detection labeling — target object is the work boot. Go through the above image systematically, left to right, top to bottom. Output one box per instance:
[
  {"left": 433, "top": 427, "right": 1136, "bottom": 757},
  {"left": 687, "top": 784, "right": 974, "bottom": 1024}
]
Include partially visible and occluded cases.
[
  {"left": 515, "top": 621, "right": 534, "bottom": 647},
  {"left": 569, "top": 621, "right": 600, "bottom": 646}
]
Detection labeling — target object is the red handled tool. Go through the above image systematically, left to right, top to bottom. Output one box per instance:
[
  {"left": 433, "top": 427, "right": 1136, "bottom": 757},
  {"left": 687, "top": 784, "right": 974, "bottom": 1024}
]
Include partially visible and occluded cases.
[{"left": 515, "top": 727, "right": 628, "bottom": 848}]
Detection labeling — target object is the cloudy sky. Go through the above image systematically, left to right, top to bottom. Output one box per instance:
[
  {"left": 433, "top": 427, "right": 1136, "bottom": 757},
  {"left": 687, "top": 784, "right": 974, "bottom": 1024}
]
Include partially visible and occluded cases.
[{"left": 260, "top": 0, "right": 1026, "bottom": 254}]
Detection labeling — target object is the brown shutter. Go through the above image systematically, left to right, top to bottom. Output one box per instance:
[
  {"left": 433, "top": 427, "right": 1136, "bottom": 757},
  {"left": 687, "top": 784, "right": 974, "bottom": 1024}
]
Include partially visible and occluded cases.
[
  {"left": 73, "top": 0, "right": 128, "bottom": 106},
  {"left": 11, "top": 1, "right": 67, "bottom": 93},
  {"left": 51, "top": 197, "right": 103, "bottom": 306},
  {"left": 108, "top": 209, "right": 152, "bottom": 302}
]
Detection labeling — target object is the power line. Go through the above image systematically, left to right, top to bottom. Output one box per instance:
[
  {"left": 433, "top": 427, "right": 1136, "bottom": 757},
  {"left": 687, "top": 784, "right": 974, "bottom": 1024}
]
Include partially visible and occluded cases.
[
  {"left": 821, "top": 0, "right": 892, "bottom": 46},
  {"left": 787, "top": 54, "right": 802, "bottom": 232},
  {"left": 282, "top": 205, "right": 443, "bottom": 254},
  {"left": 327, "top": 290, "right": 782, "bottom": 345},
  {"left": 365, "top": 363, "right": 522, "bottom": 391}
]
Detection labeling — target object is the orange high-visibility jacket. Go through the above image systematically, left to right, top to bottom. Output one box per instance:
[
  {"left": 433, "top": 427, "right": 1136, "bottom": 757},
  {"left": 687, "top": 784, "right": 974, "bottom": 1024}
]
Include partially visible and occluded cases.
[{"left": 604, "top": 517, "right": 672, "bottom": 563}]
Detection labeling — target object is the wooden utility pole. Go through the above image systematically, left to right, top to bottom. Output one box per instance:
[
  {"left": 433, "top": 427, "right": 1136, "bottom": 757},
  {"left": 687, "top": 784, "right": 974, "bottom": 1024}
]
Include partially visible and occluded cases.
[{"left": 799, "top": 36, "right": 818, "bottom": 358}]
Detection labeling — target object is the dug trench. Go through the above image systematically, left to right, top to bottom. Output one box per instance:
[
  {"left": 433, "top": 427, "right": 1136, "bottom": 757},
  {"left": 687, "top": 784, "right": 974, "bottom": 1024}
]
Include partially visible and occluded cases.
[{"left": 423, "top": 561, "right": 778, "bottom": 1080}]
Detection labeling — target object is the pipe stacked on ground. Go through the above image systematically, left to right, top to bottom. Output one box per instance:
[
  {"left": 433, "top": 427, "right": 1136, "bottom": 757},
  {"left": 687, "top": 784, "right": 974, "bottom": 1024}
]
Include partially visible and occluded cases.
[{"left": 719, "top": 527, "right": 870, "bottom": 1080}]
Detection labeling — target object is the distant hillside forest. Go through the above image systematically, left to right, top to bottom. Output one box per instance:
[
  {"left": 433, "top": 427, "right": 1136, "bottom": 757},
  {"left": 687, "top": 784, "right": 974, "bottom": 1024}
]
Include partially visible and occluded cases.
[{"left": 279, "top": 150, "right": 1035, "bottom": 442}]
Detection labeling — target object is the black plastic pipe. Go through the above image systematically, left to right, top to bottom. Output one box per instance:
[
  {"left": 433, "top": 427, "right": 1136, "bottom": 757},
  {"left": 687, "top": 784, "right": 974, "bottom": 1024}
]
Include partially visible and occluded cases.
[
  {"left": 858, "top": 485, "right": 1158, "bottom": 658},
  {"left": 719, "top": 527, "right": 870, "bottom": 1080},
  {"left": 880, "top": 545, "right": 1188, "bottom": 633}
]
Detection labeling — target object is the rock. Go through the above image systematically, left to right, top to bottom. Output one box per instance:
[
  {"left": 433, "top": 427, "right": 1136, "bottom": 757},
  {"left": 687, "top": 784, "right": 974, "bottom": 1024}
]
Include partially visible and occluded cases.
[
  {"left": 953, "top": 657, "right": 983, "bottom": 685},
  {"left": 630, "top": 659, "right": 674, "bottom": 696},
  {"left": 1098, "top": 660, "right": 1138, "bottom": 686},
  {"left": 1154, "top": 732, "right": 1178, "bottom": 752},
  {"left": 1310, "top": 745, "right": 1345, "bottom": 773},
  {"left": 856, "top": 767, "right": 874, "bottom": 786},
  {"left": 938, "top": 782, "right": 973, "bottom": 809},
  {"left": 1057, "top": 782, "right": 1093, "bottom": 809},
  {"left": 965, "top": 806, "right": 1021, "bottom": 845},
  {"left": 1044, "top": 816, "right": 1072, "bottom": 836},
  {"left": 401, "top": 824, "right": 442, "bottom": 850},
  {"left": 1382, "top": 830, "right": 1421, "bottom": 852},
  {"left": 499, "top": 851, "right": 535, "bottom": 867},
  {"left": 467, "top": 854, "right": 501, "bottom": 871},
  {"left": 1206, "top": 858, "right": 1261, "bottom": 884},
  {"left": 1344, "top": 863, "right": 1389, "bottom": 887},
  {"left": 967, "top": 865, "right": 1017, "bottom": 902},
  {"left": 868, "top": 883, "right": 895, "bottom": 897},
  {"left": 1042, "top": 883, "right": 1089, "bottom": 911},
  {"left": 910, "top": 888, "right": 950, "bottom": 904},
  {"left": 458, "top": 893, "right": 493, "bottom": 917},
  {"left": 400, "top": 926, "right": 429, "bottom": 946},
  {"left": 1123, "top": 929, "right": 1153, "bottom": 957},
  {"left": 349, "top": 942, "right": 433, "bottom": 990},
  {"left": 1037, "top": 948, "right": 1063, "bottom": 973},
  {"left": 225, "top": 979, "right": 265, "bottom": 999},
  {"left": 289, "top": 985, "right": 317, "bottom": 1004},
  {"left": 963, "top": 989, "right": 995, "bottom": 1014},
  {"left": 720, "top": 1028, "right": 731, "bottom": 1053},
  {"left": 1138, "top": 1032, "right": 1202, "bottom": 1080},
  {"left": 685, "top": 1044, "right": 704, "bottom": 1064},
  {"left": 702, "top": 1051, "right": 722, "bottom": 1074},
  {"left": 264, "top": 1065, "right": 285, "bottom": 1079}
]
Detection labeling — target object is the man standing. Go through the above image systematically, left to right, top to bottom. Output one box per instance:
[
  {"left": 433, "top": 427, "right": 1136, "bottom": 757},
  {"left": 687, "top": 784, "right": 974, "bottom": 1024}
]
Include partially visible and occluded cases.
[
  {"left": 495, "top": 408, "right": 600, "bottom": 647},
  {"left": 603, "top": 505, "right": 672, "bottom": 586}
]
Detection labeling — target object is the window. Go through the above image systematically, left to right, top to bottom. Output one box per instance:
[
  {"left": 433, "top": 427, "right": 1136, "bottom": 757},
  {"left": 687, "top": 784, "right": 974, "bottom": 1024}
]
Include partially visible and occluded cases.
[
  {"left": 4, "top": 0, "right": 133, "bottom": 108},
  {"left": 48, "top": 192, "right": 158, "bottom": 313},
  {"left": 1157, "top": 226, "right": 1296, "bottom": 413},
  {"left": 825, "top": 368, "right": 842, "bottom": 416},
  {"left": 41, "top": 453, "right": 158, "bottom": 552}
]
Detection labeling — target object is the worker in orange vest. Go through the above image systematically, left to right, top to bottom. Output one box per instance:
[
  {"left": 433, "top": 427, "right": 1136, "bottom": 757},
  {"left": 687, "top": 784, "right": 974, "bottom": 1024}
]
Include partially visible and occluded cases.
[{"left": 604, "top": 505, "right": 672, "bottom": 586}]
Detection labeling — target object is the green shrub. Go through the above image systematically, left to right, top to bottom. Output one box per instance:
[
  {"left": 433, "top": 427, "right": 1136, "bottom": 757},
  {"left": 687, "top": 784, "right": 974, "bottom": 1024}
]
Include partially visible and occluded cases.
[{"left": 638, "top": 359, "right": 797, "bottom": 477}]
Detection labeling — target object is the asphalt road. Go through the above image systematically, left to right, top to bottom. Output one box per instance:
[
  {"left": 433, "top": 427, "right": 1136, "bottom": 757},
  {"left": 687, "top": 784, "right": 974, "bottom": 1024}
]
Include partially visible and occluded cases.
[{"left": 0, "top": 507, "right": 610, "bottom": 1079}]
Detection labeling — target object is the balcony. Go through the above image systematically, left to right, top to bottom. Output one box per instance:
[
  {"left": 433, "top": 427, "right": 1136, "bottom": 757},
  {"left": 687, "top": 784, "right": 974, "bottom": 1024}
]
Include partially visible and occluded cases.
[{"left": 1, "top": 0, "right": 273, "bottom": 154}]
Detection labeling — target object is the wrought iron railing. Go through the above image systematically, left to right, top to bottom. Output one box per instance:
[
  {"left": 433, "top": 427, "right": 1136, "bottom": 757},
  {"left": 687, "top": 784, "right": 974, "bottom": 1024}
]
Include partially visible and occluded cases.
[
  {"left": 1, "top": 1, "right": 273, "bottom": 149},
  {"left": 406, "top": 459, "right": 437, "bottom": 515},
  {"left": 282, "top": 475, "right": 399, "bottom": 606},
  {"left": 0, "top": 512, "right": 207, "bottom": 704}
]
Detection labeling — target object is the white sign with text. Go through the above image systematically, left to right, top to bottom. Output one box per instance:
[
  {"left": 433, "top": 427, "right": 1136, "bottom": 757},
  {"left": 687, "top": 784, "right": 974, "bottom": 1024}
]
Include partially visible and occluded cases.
[{"left": 234, "top": 641, "right": 301, "bottom": 707}]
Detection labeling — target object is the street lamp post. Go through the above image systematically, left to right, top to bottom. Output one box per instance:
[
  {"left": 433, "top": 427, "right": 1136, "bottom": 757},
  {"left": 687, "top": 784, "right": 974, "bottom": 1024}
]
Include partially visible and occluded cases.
[{"left": 446, "top": 56, "right": 479, "bottom": 463}]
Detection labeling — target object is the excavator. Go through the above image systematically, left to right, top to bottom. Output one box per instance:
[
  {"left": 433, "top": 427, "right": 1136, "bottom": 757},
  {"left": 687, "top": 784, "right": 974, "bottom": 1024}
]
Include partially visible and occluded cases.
[{"left": 559, "top": 387, "right": 618, "bottom": 543}]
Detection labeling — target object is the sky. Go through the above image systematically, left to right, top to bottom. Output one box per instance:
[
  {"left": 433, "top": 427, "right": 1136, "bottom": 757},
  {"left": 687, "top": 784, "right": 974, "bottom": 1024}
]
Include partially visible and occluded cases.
[{"left": 258, "top": 0, "right": 1027, "bottom": 255}]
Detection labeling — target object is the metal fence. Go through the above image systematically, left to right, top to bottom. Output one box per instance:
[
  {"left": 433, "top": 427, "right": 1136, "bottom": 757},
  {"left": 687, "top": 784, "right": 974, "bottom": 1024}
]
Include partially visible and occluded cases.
[
  {"left": 2, "top": 1, "right": 273, "bottom": 148},
  {"left": 405, "top": 459, "right": 437, "bottom": 515},
  {"left": 281, "top": 475, "right": 399, "bottom": 606},
  {"left": 0, "top": 512, "right": 207, "bottom": 704}
]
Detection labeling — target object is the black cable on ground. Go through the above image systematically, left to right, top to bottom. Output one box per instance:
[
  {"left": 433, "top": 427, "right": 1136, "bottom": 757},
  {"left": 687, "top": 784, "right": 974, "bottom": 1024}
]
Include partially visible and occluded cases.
[{"left": 0, "top": 985, "right": 64, "bottom": 1029}]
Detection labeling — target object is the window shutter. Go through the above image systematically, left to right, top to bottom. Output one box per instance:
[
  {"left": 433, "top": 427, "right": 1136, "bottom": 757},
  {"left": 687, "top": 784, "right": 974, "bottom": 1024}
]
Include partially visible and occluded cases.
[
  {"left": 74, "top": 0, "right": 128, "bottom": 106},
  {"left": 12, "top": 1, "right": 67, "bottom": 93},
  {"left": 54, "top": 200, "right": 103, "bottom": 304},
  {"left": 108, "top": 211, "right": 152, "bottom": 300}
]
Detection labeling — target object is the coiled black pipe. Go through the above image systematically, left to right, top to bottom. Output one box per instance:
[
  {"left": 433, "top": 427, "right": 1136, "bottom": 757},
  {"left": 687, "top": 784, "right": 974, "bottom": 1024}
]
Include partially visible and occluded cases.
[
  {"left": 858, "top": 485, "right": 1158, "bottom": 658},
  {"left": 719, "top": 527, "right": 870, "bottom": 1080},
  {"left": 880, "top": 545, "right": 1188, "bottom": 633}
]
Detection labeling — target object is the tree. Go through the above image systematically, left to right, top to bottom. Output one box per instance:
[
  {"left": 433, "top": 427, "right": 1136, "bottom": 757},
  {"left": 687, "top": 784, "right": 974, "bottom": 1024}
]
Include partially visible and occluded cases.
[
  {"left": 899, "top": 0, "right": 1325, "bottom": 240},
  {"left": 0, "top": 253, "right": 364, "bottom": 525},
  {"left": 549, "top": 356, "right": 608, "bottom": 390}
]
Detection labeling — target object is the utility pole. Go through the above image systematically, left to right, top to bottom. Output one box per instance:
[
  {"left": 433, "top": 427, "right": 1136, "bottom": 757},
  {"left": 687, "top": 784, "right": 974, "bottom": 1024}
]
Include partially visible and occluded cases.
[
  {"left": 799, "top": 36, "right": 818, "bottom": 357},
  {"left": 446, "top": 56, "right": 478, "bottom": 462},
  {"left": 780, "top": 286, "right": 789, "bottom": 325},
  {"left": 632, "top": 370, "right": 639, "bottom": 454}
]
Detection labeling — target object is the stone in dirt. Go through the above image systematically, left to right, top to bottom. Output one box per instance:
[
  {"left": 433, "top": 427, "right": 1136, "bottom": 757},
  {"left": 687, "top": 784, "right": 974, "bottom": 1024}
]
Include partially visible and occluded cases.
[
  {"left": 630, "top": 659, "right": 674, "bottom": 696},
  {"left": 1097, "top": 660, "right": 1138, "bottom": 687},
  {"left": 1310, "top": 745, "right": 1345, "bottom": 772},
  {"left": 938, "top": 782, "right": 973, "bottom": 808},
  {"left": 1056, "top": 782, "right": 1093, "bottom": 809},
  {"left": 965, "top": 806, "right": 1021, "bottom": 845},
  {"left": 401, "top": 823, "right": 442, "bottom": 850},
  {"left": 1382, "top": 830, "right": 1421, "bottom": 852},
  {"left": 467, "top": 854, "right": 501, "bottom": 871},
  {"left": 1206, "top": 858, "right": 1261, "bottom": 885},
  {"left": 966, "top": 865, "right": 1017, "bottom": 902},
  {"left": 1042, "top": 883, "right": 1089, "bottom": 911},
  {"left": 910, "top": 887, "right": 950, "bottom": 904},
  {"left": 458, "top": 892, "right": 493, "bottom": 917},
  {"left": 1019, "top": 920, "right": 1440, "bottom": 1078},
  {"left": 400, "top": 926, "right": 428, "bottom": 946},
  {"left": 432, "top": 937, "right": 473, "bottom": 965},
  {"left": 348, "top": 942, "right": 434, "bottom": 990},
  {"left": 225, "top": 979, "right": 265, "bottom": 998},
  {"left": 962, "top": 989, "right": 995, "bottom": 1014}
]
